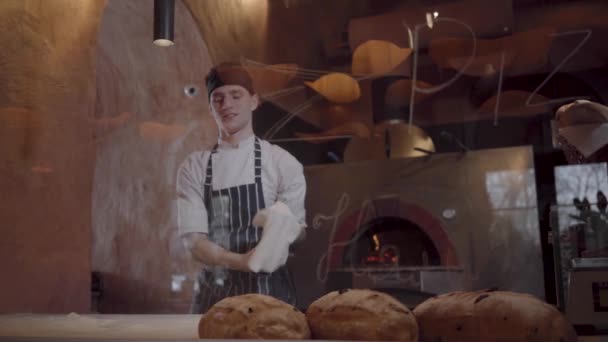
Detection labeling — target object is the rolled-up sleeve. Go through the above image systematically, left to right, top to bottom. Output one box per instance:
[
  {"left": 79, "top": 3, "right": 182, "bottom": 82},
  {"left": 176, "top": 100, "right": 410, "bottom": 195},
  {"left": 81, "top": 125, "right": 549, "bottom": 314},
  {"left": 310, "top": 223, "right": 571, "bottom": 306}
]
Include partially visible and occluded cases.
[
  {"left": 275, "top": 148, "right": 307, "bottom": 227},
  {"left": 176, "top": 153, "right": 209, "bottom": 236}
]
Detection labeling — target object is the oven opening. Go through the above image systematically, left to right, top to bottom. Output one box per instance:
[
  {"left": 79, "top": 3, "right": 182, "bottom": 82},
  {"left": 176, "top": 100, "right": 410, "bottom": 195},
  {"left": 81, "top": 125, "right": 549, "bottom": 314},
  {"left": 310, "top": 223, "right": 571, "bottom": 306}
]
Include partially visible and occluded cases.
[{"left": 343, "top": 216, "right": 442, "bottom": 268}]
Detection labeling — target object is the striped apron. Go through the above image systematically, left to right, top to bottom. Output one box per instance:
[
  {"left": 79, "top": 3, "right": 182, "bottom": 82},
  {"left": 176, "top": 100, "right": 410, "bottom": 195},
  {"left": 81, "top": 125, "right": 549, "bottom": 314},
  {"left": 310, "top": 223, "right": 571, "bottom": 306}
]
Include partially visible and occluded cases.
[{"left": 191, "top": 137, "right": 296, "bottom": 313}]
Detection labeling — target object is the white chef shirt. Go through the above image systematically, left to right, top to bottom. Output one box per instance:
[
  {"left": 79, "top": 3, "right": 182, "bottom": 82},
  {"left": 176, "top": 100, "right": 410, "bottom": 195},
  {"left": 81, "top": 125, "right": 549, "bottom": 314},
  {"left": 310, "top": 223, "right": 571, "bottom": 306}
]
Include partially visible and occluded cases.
[{"left": 176, "top": 135, "right": 306, "bottom": 237}]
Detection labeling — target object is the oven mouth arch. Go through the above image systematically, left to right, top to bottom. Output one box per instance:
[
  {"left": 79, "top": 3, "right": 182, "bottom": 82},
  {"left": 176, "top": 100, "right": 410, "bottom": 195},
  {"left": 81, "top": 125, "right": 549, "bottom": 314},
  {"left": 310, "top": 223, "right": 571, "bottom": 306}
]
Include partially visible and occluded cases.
[
  {"left": 327, "top": 198, "right": 460, "bottom": 270},
  {"left": 342, "top": 216, "right": 442, "bottom": 269}
]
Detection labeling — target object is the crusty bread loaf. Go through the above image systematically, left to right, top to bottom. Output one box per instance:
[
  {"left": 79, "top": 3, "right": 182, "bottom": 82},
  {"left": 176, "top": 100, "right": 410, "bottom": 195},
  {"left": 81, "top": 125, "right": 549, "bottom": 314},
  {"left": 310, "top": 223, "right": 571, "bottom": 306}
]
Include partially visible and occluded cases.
[
  {"left": 306, "top": 289, "right": 418, "bottom": 341},
  {"left": 413, "top": 289, "right": 577, "bottom": 342},
  {"left": 198, "top": 294, "right": 310, "bottom": 339}
]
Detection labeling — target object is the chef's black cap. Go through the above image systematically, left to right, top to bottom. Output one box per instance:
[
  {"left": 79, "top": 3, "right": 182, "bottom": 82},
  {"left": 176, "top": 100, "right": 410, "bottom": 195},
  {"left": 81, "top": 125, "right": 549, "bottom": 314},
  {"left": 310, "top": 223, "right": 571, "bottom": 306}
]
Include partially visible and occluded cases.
[{"left": 205, "top": 62, "right": 255, "bottom": 99}]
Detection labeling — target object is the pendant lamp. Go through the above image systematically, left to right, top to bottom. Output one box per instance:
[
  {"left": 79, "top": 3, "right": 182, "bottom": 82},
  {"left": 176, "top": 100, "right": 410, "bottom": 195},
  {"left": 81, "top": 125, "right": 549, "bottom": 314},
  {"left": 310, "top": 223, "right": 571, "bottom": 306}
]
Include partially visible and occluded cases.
[{"left": 153, "top": 0, "right": 175, "bottom": 47}]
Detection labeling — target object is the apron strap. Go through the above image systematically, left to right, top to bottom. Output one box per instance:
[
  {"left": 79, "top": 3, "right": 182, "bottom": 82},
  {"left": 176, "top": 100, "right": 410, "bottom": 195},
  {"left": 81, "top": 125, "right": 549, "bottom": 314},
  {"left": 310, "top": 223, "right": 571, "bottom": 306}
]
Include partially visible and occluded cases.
[
  {"left": 254, "top": 137, "right": 265, "bottom": 208},
  {"left": 203, "top": 145, "right": 218, "bottom": 204}
]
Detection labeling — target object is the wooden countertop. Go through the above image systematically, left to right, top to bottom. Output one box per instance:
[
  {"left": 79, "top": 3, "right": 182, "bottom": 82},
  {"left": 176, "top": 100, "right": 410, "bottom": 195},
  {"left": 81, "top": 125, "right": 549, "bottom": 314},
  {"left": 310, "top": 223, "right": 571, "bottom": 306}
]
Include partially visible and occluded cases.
[
  {"left": 0, "top": 314, "right": 201, "bottom": 340},
  {"left": 1, "top": 314, "right": 606, "bottom": 341}
]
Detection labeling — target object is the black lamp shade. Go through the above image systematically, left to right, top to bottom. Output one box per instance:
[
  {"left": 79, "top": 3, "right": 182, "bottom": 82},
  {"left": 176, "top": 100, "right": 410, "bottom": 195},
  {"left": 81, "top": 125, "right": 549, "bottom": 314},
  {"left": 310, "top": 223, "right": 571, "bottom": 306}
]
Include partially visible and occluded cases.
[{"left": 154, "top": 0, "right": 175, "bottom": 47}]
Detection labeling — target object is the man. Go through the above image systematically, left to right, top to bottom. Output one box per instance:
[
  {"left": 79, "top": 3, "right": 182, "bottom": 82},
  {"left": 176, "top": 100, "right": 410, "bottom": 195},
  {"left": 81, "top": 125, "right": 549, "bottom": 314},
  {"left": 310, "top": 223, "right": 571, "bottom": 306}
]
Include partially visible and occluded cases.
[{"left": 176, "top": 62, "right": 307, "bottom": 313}]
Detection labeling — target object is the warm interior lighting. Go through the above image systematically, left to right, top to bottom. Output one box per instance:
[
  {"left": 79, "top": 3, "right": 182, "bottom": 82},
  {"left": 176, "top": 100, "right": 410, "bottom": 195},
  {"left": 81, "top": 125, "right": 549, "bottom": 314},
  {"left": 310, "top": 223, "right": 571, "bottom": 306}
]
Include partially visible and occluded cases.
[
  {"left": 153, "top": 0, "right": 175, "bottom": 47},
  {"left": 426, "top": 12, "right": 435, "bottom": 29},
  {"left": 153, "top": 38, "right": 174, "bottom": 47},
  {"left": 373, "top": 234, "right": 380, "bottom": 251}
]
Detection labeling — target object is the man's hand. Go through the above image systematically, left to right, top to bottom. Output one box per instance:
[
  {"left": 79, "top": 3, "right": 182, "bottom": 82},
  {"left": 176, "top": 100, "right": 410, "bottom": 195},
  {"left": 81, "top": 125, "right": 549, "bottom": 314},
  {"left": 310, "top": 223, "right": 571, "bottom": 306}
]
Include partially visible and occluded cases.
[
  {"left": 184, "top": 233, "right": 257, "bottom": 272},
  {"left": 234, "top": 248, "right": 255, "bottom": 272}
]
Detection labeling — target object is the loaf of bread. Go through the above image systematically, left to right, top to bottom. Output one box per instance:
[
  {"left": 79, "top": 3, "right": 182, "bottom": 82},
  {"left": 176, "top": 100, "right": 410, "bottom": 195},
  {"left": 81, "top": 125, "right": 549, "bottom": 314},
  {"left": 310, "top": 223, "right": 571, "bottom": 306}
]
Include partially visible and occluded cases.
[
  {"left": 306, "top": 289, "right": 418, "bottom": 341},
  {"left": 413, "top": 289, "right": 577, "bottom": 342},
  {"left": 198, "top": 294, "right": 310, "bottom": 339}
]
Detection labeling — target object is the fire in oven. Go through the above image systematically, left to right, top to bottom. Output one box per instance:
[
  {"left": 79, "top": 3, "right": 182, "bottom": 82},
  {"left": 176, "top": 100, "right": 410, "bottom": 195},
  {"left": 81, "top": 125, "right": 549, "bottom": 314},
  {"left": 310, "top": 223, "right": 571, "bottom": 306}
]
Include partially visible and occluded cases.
[{"left": 343, "top": 216, "right": 442, "bottom": 268}]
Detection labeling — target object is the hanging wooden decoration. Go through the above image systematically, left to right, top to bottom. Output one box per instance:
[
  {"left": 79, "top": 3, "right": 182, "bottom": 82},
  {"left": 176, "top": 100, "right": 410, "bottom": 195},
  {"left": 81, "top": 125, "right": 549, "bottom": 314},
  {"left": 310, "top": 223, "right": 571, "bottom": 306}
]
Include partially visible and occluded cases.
[
  {"left": 429, "top": 27, "right": 555, "bottom": 77},
  {"left": 351, "top": 40, "right": 412, "bottom": 75},
  {"left": 305, "top": 73, "right": 361, "bottom": 104},
  {"left": 384, "top": 79, "right": 434, "bottom": 107},
  {"left": 555, "top": 100, "right": 608, "bottom": 164},
  {"left": 556, "top": 100, "right": 608, "bottom": 128}
]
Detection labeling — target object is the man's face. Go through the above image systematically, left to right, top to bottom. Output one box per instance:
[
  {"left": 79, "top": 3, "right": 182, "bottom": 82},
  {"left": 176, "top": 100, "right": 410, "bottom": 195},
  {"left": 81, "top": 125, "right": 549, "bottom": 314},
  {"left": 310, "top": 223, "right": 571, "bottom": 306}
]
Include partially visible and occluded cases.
[{"left": 209, "top": 85, "right": 258, "bottom": 135}]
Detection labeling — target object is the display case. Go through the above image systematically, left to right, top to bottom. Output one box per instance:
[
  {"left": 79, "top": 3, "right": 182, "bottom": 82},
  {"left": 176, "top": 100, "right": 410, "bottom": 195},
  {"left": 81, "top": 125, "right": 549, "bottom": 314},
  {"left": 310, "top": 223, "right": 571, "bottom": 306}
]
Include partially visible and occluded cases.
[{"left": 551, "top": 163, "right": 608, "bottom": 331}]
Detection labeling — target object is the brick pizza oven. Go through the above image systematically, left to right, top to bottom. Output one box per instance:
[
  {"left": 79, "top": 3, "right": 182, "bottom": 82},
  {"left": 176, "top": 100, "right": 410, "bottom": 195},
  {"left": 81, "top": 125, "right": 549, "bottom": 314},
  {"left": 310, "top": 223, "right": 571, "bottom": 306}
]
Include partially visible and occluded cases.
[{"left": 291, "top": 146, "right": 545, "bottom": 310}]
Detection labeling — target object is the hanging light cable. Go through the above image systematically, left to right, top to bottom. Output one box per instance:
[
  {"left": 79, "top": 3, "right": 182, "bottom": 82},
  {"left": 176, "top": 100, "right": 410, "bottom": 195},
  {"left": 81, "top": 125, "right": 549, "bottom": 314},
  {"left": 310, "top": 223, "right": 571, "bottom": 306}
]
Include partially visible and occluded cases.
[{"left": 153, "top": 0, "right": 175, "bottom": 47}]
